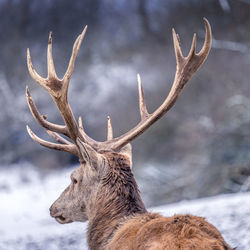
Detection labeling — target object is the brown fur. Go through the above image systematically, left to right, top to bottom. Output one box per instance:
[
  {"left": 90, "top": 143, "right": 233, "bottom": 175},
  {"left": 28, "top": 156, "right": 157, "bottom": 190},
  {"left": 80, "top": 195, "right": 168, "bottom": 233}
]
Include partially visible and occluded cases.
[
  {"left": 50, "top": 151, "right": 233, "bottom": 250},
  {"left": 87, "top": 152, "right": 147, "bottom": 249},
  {"left": 89, "top": 153, "right": 232, "bottom": 250},
  {"left": 107, "top": 213, "right": 232, "bottom": 249}
]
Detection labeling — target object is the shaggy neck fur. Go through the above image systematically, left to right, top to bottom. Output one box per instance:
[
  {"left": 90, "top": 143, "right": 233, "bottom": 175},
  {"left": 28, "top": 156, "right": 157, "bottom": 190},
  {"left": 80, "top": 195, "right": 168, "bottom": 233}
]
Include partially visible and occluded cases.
[{"left": 87, "top": 152, "right": 147, "bottom": 250}]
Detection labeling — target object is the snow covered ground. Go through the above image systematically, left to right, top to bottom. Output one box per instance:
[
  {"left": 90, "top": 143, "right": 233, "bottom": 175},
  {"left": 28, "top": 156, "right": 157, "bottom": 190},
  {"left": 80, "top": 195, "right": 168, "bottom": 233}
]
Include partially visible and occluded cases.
[{"left": 0, "top": 164, "right": 249, "bottom": 250}]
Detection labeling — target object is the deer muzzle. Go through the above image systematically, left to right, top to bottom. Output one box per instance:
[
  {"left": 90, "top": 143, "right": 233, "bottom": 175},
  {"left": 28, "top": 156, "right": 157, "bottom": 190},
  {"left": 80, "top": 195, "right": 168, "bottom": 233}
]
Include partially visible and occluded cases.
[{"left": 49, "top": 204, "right": 73, "bottom": 224}]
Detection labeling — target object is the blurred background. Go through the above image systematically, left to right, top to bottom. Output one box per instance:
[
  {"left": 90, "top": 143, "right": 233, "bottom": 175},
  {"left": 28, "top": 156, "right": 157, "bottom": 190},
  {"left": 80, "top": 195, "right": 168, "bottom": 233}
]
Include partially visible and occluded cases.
[
  {"left": 1, "top": 0, "right": 250, "bottom": 207},
  {"left": 2, "top": 0, "right": 250, "bottom": 249}
]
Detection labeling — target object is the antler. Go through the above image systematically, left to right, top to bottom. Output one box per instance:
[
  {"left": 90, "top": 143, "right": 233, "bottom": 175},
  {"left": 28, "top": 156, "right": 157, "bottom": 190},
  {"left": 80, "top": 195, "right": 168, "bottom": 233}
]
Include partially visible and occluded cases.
[
  {"left": 26, "top": 18, "right": 212, "bottom": 159},
  {"left": 105, "top": 18, "right": 212, "bottom": 151},
  {"left": 26, "top": 26, "right": 88, "bottom": 161}
]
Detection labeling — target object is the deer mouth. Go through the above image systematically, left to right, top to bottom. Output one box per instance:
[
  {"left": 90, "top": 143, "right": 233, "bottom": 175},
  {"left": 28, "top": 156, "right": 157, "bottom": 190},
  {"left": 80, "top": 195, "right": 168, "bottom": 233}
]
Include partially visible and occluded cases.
[{"left": 55, "top": 214, "right": 73, "bottom": 224}]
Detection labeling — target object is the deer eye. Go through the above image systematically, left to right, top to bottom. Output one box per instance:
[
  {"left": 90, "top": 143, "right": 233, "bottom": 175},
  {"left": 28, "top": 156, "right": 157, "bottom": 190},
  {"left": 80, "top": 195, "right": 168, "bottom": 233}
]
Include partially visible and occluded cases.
[{"left": 71, "top": 177, "right": 77, "bottom": 184}]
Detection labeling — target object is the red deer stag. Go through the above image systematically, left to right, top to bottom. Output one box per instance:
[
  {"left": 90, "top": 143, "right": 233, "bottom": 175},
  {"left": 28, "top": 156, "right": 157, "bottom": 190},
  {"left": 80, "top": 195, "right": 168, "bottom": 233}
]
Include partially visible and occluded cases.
[{"left": 26, "top": 19, "right": 233, "bottom": 249}]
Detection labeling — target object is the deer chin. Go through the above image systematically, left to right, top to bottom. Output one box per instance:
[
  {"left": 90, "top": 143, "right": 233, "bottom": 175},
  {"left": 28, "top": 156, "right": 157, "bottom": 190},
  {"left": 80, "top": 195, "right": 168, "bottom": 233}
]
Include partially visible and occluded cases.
[{"left": 54, "top": 214, "right": 73, "bottom": 224}]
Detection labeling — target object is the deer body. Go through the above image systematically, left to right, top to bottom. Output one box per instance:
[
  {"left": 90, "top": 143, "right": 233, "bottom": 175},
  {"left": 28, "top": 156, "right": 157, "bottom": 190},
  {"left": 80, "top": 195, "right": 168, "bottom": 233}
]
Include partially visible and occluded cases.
[
  {"left": 26, "top": 19, "right": 233, "bottom": 249},
  {"left": 49, "top": 151, "right": 231, "bottom": 249},
  {"left": 93, "top": 153, "right": 231, "bottom": 250}
]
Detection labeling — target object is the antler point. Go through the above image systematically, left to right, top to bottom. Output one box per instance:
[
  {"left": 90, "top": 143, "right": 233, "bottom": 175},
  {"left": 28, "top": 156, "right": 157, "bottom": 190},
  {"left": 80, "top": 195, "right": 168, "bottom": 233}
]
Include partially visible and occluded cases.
[
  {"left": 203, "top": 17, "right": 208, "bottom": 22},
  {"left": 48, "top": 32, "right": 53, "bottom": 44},
  {"left": 27, "top": 48, "right": 31, "bottom": 60},
  {"left": 137, "top": 73, "right": 141, "bottom": 81},
  {"left": 25, "top": 86, "right": 31, "bottom": 98},
  {"left": 78, "top": 116, "right": 83, "bottom": 129}
]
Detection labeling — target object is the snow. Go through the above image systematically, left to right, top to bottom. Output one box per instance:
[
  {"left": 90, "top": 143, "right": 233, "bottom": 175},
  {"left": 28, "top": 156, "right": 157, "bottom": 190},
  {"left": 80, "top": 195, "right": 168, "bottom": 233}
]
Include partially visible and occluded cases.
[{"left": 0, "top": 164, "right": 249, "bottom": 250}]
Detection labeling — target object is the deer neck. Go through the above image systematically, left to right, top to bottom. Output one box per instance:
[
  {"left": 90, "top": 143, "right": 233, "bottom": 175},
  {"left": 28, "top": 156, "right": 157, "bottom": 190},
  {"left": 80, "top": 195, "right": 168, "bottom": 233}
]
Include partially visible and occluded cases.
[{"left": 87, "top": 152, "right": 147, "bottom": 250}]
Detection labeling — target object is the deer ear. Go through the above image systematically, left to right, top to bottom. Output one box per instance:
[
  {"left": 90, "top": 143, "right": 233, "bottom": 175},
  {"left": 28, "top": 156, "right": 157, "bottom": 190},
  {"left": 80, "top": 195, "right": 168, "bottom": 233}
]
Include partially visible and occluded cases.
[
  {"left": 76, "top": 138, "right": 102, "bottom": 170},
  {"left": 119, "top": 143, "right": 132, "bottom": 168}
]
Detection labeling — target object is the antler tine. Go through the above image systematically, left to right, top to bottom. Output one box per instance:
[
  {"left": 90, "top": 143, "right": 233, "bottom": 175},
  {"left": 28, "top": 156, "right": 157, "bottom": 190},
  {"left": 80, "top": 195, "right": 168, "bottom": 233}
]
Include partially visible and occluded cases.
[
  {"left": 198, "top": 18, "right": 212, "bottom": 57},
  {"left": 63, "top": 26, "right": 87, "bottom": 86},
  {"left": 172, "top": 29, "right": 184, "bottom": 67},
  {"left": 47, "top": 32, "right": 58, "bottom": 79},
  {"left": 187, "top": 33, "right": 197, "bottom": 58},
  {"left": 27, "top": 48, "right": 47, "bottom": 86},
  {"left": 137, "top": 74, "right": 149, "bottom": 120},
  {"left": 26, "top": 86, "right": 68, "bottom": 135},
  {"left": 78, "top": 116, "right": 98, "bottom": 146},
  {"left": 78, "top": 116, "right": 88, "bottom": 142},
  {"left": 78, "top": 116, "right": 85, "bottom": 133},
  {"left": 107, "top": 116, "right": 113, "bottom": 140},
  {"left": 26, "top": 125, "right": 79, "bottom": 157},
  {"left": 46, "top": 130, "right": 72, "bottom": 145}
]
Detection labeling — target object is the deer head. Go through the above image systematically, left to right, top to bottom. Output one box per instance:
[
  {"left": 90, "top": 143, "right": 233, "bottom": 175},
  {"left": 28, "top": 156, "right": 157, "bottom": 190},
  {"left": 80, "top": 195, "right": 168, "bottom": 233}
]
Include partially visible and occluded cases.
[
  {"left": 26, "top": 19, "right": 212, "bottom": 225},
  {"left": 48, "top": 141, "right": 106, "bottom": 224}
]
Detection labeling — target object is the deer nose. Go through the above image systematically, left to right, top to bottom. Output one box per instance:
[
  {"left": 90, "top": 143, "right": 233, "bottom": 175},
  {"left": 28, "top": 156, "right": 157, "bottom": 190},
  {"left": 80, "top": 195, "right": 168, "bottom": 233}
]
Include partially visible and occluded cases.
[{"left": 49, "top": 204, "right": 58, "bottom": 217}]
